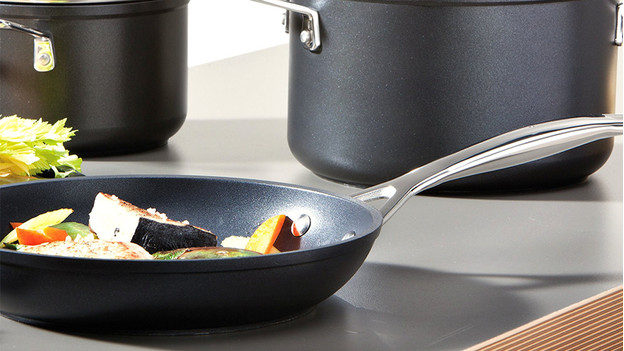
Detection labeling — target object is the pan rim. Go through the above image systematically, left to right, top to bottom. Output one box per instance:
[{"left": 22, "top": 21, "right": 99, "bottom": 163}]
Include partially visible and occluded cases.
[{"left": 0, "top": 174, "right": 384, "bottom": 273}]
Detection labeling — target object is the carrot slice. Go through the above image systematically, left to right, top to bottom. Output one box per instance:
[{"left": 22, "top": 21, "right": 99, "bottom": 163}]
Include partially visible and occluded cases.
[
  {"left": 245, "top": 215, "right": 286, "bottom": 254},
  {"left": 43, "top": 227, "right": 69, "bottom": 241},
  {"left": 16, "top": 228, "right": 52, "bottom": 245},
  {"left": 268, "top": 246, "right": 281, "bottom": 254}
]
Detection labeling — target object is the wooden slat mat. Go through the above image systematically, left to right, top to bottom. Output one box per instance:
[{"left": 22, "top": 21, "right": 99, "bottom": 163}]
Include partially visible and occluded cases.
[{"left": 466, "top": 286, "right": 623, "bottom": 351}]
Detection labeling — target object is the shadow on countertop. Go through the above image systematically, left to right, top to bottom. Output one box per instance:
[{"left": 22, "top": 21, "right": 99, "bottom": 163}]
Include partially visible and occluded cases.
[{"left": 15, "top": 263, "right": 619, "bottom": 351}]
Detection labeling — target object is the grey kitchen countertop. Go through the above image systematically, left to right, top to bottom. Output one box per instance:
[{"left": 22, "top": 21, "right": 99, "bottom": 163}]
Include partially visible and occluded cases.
[
  {"left": 1, "top": 48, "right": 622, "bottom": 350},
  {"left": 2, "top": 117, "right": 621, "bottom": 350}
]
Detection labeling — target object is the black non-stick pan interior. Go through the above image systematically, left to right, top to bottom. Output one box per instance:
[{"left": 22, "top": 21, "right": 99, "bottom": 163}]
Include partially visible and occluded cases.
[{"left": 0, "top": 176, "right": 382, "bottom": 333}]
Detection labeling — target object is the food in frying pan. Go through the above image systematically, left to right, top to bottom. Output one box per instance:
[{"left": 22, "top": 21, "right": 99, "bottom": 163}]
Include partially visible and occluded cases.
[
  {"left": 0, "top": 116, "right": 82, "bottom": 185},
  {"left": 1, "top": 193, "right": 303, "bottom": 259},
  {"left": 89, "top": 193, "right": 217, "bottom": 254},
  {"left": 0, "top": 208, "right": 76, "bottom": 246},
  {"left": 246, "top": 214, "right": 302, "bottom": 253},
  {"left": 219, "top": 215, "right": 302, "bottom": 253},
  {"left": 20, "top": 240, "right": 154, "bottom": 260},
  {"left": 152, "top": 247, "right": 261, "bottom": 260}
]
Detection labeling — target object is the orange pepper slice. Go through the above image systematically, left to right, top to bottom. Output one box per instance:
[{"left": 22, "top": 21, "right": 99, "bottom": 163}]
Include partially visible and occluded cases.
[
  {"left": 245, "top": 214, "right": 286, "bottom": 254},
  {"left": 43, "top": 226, "right": 69, "bottom": 241},
  {"left": 16, "top": 227, "right": 68, "bottom": 245},
  {"left": 16, "top": 228, "right": 53, "bottom": 245}
]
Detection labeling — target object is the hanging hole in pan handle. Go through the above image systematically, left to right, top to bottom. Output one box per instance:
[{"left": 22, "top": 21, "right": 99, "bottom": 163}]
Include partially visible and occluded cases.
[
  {"left": 250, "top": 0, "right": 321, "bottom": 51},
  {"left": 0, "top": 19, "right": 55, "bottom": 72}
]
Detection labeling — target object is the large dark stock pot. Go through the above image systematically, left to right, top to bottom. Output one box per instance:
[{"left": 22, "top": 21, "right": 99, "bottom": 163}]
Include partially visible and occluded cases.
[
  {"left": 0, "top": 0, "right": 189, "bottom": 156},
  {"left": 255, "top": 0, "right": 623, "bottom": 191}
]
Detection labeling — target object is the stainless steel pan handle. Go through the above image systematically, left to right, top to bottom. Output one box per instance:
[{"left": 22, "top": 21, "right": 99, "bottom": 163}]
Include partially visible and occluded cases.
[
  {"left": 0, "top": 19, "right": 55, "bottom": 72},
  {"left": 352, "top": 114, "right": 623, "bottom": 223}
]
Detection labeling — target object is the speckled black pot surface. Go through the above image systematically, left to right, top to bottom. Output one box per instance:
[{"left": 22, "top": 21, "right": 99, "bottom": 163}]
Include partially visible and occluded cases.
[{"left": 286, "top": 0, "right": 619, "bottom": 191}]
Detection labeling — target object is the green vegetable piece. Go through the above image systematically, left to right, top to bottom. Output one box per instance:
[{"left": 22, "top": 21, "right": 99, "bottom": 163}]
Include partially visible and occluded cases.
[
  {"left": 50, "top": 222, "right": 94, "bottom": 240},
  {"left": 2, "top": 242, "right": 23, "bottom": 251},
  {"left": 152, "top": 247, "right": 261, "bottom": 260},
  {"left": 180, "top": 247, "right": 261, "bottom": 259},
  {"left": 152, "top": 249, "right": 188, "bottom": 260}
]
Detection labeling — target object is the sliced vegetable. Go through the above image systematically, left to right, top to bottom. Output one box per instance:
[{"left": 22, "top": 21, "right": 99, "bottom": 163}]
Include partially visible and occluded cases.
[
  {"left": 1, "top": 208, "right": 73, "bottom": 246},
  {"left": 245, "top": 214, "right": 286, "bottom": 254},
  {"left": 10, "top": 222, "right": 22, "bottom": 229},
  {"left": 50, "top": 222, "right": 94, "bottom": 240},
  {"left": 16, "top": 227, "right": 68, "bottom": 245},
  {"left": 43, "top": 227, "right": 69, "bottom": 241},
  {"left": 16, "top": 228, "right": 53, "bottom": 245},
  {"left": 2, "top": 242, "right": 23, "bottom": 250},
  {"left": 267, "top": 246, "right": 281, "bottom": 254},
  {"left": 153, "top": 247, "right": 261, "bottom": 260},
  {"left": 152, "top": 249, "right": 187, "bottom": 260}
]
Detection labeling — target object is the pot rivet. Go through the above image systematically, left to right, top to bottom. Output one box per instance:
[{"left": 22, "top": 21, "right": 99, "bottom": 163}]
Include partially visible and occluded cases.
[
  {"left": 300, "top": 30, "right": 313, "bottom": 48},
  {"left": 37, "top": 53, "right": 51, "bottom": 66},
  {"left": 342, "top": 231, "right": 356, "bottom": 241}
]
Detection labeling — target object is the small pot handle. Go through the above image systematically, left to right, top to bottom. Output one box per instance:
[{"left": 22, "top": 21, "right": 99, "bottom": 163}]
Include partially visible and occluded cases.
[
  {"left": 250, "top": 0, "right": 321, "bottom": 51},
  {"left": 0, "top": 19, "right": 55, "bottom": 72},
  {"left": 352, "top": 114, "right": 623, "bottom": 223}
]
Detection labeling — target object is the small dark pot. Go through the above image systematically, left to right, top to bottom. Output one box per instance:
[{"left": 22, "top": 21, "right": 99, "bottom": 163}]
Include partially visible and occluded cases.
[{"left": 0, "top": 0, "right": 189, "bottom": 156}]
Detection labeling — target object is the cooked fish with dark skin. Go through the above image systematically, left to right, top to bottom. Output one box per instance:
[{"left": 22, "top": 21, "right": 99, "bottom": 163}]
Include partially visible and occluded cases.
[
  {"left": 89, "top": 193, "right": 217, "bottom": 254},
  {"left": 132, "top": 217, "right": 217, "bottom": 254}
]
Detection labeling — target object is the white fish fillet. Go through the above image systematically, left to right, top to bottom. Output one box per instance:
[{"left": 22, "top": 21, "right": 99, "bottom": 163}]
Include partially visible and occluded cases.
[
  {"left": 88, "top": 192, "right": 182, "bottom": 242},
  {"left": 88, "top": 192, "right": 217, "bottom": 254}
]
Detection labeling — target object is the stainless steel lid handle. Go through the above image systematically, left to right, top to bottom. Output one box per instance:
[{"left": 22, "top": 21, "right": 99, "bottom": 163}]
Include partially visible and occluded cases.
[
  {"left": 250, "top": 0, "right": 321, "bottom": 51},
  {"left": 0, "top": 19, "right": 55, "bottom": 72},
  {"left": 352, "top": 114, "right": 623, "bottom": 223}
]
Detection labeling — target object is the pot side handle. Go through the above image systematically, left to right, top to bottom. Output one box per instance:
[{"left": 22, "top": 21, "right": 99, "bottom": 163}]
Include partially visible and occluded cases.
[
  {"left": 249, "top": 0, "right": 321, "bottom": 51},
  {"left": 0, "top": 19, "right": 55, "bottom": 72},
  {"left": 352, "top": 114, "right": 623, "bottom": 223}
]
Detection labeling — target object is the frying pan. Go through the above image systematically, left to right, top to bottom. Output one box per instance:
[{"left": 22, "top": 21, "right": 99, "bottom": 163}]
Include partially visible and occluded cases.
[{"left": 1, "top": 115, "right": 622, "bottom": 334}]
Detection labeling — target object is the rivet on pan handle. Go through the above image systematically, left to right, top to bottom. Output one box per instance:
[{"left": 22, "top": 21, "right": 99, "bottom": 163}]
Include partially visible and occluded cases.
[
  {"left": 250, "top": 0, "right": 321, "bottom": 51},
  {"left": 0, "top": 19, "right": 55, "bottom": 72},
  {"left": 352, "top": 115, "right": 623, "bottom": 223}
]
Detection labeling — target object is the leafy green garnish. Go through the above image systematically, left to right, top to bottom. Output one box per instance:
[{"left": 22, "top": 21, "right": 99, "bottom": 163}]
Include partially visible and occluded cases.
[
  {"left": 0, "top": 115, "right": 82, "bottom": 183},
  {"left": 50, "top": 222, "right": 94, "bottom": 240}
]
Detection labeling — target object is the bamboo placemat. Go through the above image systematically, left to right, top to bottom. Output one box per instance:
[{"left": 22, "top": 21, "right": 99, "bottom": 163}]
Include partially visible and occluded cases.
[{"left": 466, "top": 286, "right": 623, "bottom": 351}]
